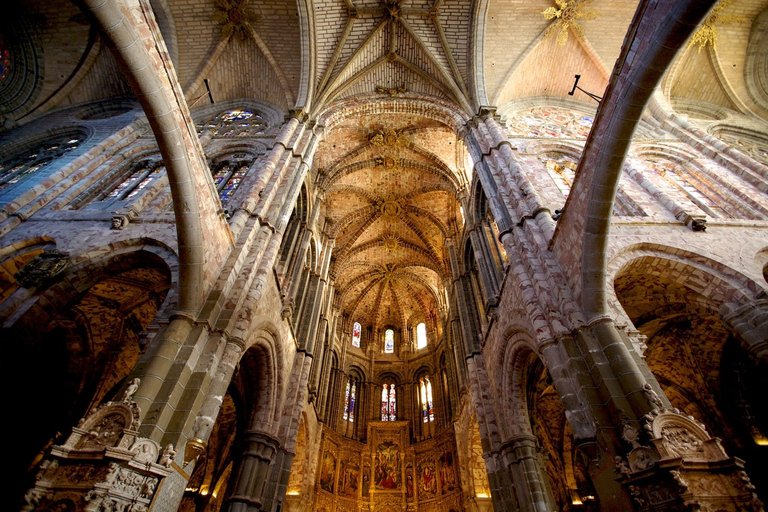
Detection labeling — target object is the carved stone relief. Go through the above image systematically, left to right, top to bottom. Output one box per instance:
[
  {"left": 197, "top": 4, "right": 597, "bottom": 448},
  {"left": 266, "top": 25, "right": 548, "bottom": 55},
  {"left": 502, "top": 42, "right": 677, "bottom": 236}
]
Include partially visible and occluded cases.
[
  {"left": 14, "top": 249, "right": 69, "bottom": 288},
  {"left": 21, "top": 396, "right": 172, "bottom": 512}
]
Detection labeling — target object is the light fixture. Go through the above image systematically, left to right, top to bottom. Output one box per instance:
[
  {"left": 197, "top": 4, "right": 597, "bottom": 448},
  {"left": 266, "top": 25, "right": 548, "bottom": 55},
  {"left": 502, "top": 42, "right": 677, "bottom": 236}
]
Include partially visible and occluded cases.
[{"left": 568, "top": 75, "right": 602, "bottom": 103}]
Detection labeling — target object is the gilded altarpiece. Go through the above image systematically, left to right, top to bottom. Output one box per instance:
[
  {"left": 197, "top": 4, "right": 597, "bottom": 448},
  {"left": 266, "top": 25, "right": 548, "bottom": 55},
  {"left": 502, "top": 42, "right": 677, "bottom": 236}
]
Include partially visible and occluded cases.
[{"left": 314, "top": 423, "right": 463, "bottom": 511}]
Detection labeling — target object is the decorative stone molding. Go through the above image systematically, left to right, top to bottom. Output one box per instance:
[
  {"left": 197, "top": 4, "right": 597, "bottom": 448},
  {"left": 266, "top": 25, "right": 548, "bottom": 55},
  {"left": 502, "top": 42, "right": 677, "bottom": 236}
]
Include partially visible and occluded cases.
[
  {"left": 369, "top": 129, "right": 411, "bottom": 149},
  {"left": 675, "top": 210, "right": 707, "bottom": 231},
  {"left": 111, "top": 215, "right": 129, "bottom": 230},
  {"left": 14, "top": 249, "right": 70, "bottom": 288},
  {"left": 22, "top": 397, "right": 172, "bottom": 512},
  {"left": 613, "top": 408, "right": 762, "bottom": 511},
  {"left": 183, "top": 438, "right": 207, "bottom": 466}
]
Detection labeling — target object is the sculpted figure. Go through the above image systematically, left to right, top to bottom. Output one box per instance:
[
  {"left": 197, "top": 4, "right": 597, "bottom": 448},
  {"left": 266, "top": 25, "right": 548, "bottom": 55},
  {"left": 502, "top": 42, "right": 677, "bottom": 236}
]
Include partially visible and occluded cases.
[
  {"left": 123, "top": 378, "right": 140, "bottom": 403},
  {"left": 643, "top": 383, "right": 663, "bottom": 410},
  {"left": 159, "top": 444, "right": 176, "bottom": 467},
  {"left": 614, "top": 456, "right": 631, "bottom": 476}
]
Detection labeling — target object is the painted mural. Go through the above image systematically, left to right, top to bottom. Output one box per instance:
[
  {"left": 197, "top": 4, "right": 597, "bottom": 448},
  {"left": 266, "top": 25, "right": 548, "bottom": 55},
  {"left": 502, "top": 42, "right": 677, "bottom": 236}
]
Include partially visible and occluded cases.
[
  {"left": 313, "top": 425, "right": 461, "bottom": 510},
  {"left": 374, "top": 440, "right": 401, "bottom": 490},
  {"left": 319, "top": 451, "right": 336, "bottom": 493},
  {"left": 439, "top": 452, "right": 457, "bottom": 494},
  {"left": 337, "top": 458, "right": 360, "bottom": 497},
  {"left": 417, "top": 460, "right": 437, "bottom": 497},
  {"left": 405, "top": 466, "right": 414, "bottom": 499}
]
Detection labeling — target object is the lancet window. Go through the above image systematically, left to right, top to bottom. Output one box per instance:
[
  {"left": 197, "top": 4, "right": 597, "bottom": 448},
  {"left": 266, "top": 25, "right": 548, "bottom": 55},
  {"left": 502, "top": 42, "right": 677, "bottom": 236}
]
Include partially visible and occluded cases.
[
  {"left": 0, "top": 135, "right": 84, "bottom": 191},
  {"left": 540, "top": 152, "right": 646, "bottom": 217},
  {"left": 647, "top": 158, "right": 731, "bottom": 219},
  {"left": 544, "top": 159, "right": 577, "bottom": 199},
  {"left": 105, "top": 160, "right": 165, "bottom": 201},
  {"left": 211, "top": 160, "right": 251, "bottom": 203},
  {"left": 352, "top": 322, "right": 361, "bottom": 348},
  {"left": 416, "top": 323, "right": 427, "bottom": 349},
  {"left": 384, "top": 328, "right": 394, "bottom": 354},
  {"left": 343, "top": 376, "right": 357, "bottom": 423},
  {"left": 419, "top": 376, "right": 434, "bottom": 423},
  {"left": 380, "top": 382, "right": 396, "bottom": 421}
]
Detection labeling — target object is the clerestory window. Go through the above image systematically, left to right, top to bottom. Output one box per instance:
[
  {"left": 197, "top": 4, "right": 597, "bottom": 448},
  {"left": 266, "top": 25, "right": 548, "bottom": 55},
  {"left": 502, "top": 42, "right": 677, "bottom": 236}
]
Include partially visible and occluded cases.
[
  {"left": 352, "top": 322, "right": 361, "bottom": 348},
  {"left": 416, "top": 323, "right": 427, "bottom": 349}
]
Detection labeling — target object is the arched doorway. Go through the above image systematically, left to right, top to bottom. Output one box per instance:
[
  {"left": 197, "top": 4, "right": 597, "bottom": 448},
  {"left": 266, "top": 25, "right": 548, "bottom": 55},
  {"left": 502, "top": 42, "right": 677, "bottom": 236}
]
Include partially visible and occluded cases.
[
  {"left": 4, "top": 249, "right": 171, "bottom": 505},
  {"left": 613, "top": 253, "right": 768, "bottom": 496}
]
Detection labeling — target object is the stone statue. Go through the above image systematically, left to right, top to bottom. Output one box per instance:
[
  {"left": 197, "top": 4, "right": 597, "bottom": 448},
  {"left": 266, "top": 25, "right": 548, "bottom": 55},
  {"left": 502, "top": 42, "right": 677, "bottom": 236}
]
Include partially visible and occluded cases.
[
  {"left": 122, "top": 378, "right": 140, "bottom": 403},
  {"left": 643, "top": 383, "right": 663, "bottom": 410},
  {"left": 159, "top": 444, "right": 176, "bottom": 467},
  {"left": 634, "top": 449, "right": 655, "bottom": 471},
  {"left": 614, "top": 456, "right": 631, "bottom": 476},
  {"left": 670, "top": 469, "right": 688, "bottom": 492}
]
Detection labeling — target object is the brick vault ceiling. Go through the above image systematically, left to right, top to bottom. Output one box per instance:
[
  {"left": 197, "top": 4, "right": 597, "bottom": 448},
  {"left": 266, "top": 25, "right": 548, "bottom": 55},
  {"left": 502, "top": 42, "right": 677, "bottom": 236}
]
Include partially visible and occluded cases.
[
  {"left": 7, "top": 0, "right": 768, "bottom": 124},
  {"left": 312, "top": 0, "right": 473, "bottom": 111},
  {"left": 318, "top": 112, "right": 463, "bottom": 329}
]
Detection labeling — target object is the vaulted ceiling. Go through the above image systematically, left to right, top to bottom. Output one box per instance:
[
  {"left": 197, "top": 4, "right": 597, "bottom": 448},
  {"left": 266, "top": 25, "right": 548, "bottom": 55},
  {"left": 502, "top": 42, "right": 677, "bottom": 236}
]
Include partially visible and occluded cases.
[
  {"left": 5, "top": 0, "right": 767, "bottom": 124},
  {"left": 317, "top": 111, "right": 466, "bottom": 331}
]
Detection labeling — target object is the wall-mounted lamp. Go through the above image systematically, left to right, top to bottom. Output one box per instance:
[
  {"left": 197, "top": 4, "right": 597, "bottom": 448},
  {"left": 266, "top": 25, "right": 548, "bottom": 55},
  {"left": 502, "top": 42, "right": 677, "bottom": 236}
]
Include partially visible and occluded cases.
[{"left": 568, "top": 75, "right": 602, "bottom": 103}]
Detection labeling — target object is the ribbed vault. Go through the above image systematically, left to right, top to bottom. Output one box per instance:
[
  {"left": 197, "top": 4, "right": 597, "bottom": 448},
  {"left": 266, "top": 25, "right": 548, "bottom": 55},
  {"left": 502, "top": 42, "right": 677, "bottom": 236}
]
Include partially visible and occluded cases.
[{"left": 319, "top": 111, "right": 464, "bottom": 331}]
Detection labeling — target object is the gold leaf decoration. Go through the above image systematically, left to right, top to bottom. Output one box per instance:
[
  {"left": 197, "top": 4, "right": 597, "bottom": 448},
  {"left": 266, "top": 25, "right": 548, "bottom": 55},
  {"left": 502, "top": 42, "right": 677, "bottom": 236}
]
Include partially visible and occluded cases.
[
  {"left": 541, "top": 0, "right": 600, "bottom": 47},
  {"left": 689, "top": 0, "right": 745, "bottom": 52},
  {"left": 370, "top": 129, "right": 410, "bottom": 148},
  {"left": 379, "top": 196, "right": 402, "bottom": 217},
  {"left": 381, "top": 234, "right": 401, "bottom": 252}
]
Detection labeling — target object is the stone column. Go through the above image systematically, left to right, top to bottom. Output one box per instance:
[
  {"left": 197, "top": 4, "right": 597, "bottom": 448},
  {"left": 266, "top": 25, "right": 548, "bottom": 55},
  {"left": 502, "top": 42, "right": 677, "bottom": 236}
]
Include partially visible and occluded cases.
[
  {"left": 468, "top": 227, "right": 500, "bottom": 308},
  {"left": 224, "top": 430, "right": 281, "bottom": 511},
  {"left": 502, "top": 434, "right": 556, "bottom": 512},
  {"left": 483, "top": 450, "right": 520, "bottom": 511}
]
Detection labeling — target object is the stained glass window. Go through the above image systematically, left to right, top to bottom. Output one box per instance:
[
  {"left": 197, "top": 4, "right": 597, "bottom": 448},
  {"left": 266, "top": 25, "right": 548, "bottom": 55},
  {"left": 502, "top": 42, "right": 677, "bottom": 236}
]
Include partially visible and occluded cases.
[
  {"left": 0, "top": 35, "right": 10, "bottom": 84},
  {"left": 506, "top": 107, "right": 594, "bottom": 139},
  {"left": 196, "top": 109, "right": 267, "bottom": 137},
  {"left": 0, "top": 136, "right": 83, "bottom": 191},
  {"left": 544, "top": 159, "right": 577, "bottom": 199},
  {"left": 648, "top": 159, "right": 730, "bottom": 218},
  {"left": 211, "top": 161, "right": 251, "bottom": 203},
  {"left": 104, "top": 162, "right": 164, "bottom": 201},
  {"left": 126, "top": 165, "right": 163, "bottom": 199},
  {"left": 107, "top": 166, "right": 145, "bottom": 199},
  {"left": 352, "top": 322, "right": 361, "bottom": 348},
  {"left": 416, "top": 323, "right": 427, "bottom": 349},
  {"left": 384, "top": 328, "right": 394, "bottom": 353},
  {"left": 343, "top": 376, "right": 357, "bottom": 422},
  {"left": 420, "top": 376, "right": 434, "bottom": 423},
  {"left": 343, "top": 378, "right": 351, "bottom": 421},
  {"left": 426, "top": 378, "right": 434, "bottom": 422},
  {"left": 349, "top": 380, "right": 356, "bottom": 423},
  {"left": 381, "top": 382, "right": 396, "bottom": 421},
  {"left": 381, "top": 384, "right": 389, "bottom": 421},
  {"left": 388, "top": 384, "right": 396, "bottom": 421}
]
